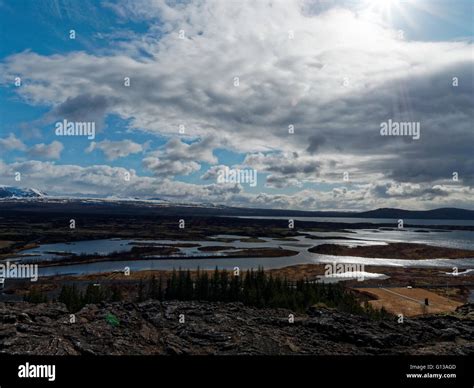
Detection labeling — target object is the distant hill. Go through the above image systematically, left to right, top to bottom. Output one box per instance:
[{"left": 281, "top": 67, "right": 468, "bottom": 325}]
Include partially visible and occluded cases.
[
  {"left": 0, "top": 186, "right": 473, "bottom": 220},
  {"left": 215, "top": 206, "right": 474, "bottom": 220},
  {"left": 356, "top": 207, "right": 474, "bottom": 220}
]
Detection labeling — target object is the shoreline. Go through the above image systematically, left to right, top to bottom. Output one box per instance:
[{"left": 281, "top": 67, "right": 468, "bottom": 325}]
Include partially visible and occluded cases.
[{"left": 308, "top": 242, "right": 474, "bottom": 260}]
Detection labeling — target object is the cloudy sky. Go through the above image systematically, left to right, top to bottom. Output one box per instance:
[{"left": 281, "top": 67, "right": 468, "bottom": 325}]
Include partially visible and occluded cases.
[{"left": 0, "top": 0, "right": 473, "bottom": 210}]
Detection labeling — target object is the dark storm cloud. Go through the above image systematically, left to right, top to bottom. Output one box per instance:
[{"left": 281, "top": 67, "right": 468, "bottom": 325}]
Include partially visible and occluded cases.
[{"left": 49, "top": 94, "right": 118, "bottom": 131}]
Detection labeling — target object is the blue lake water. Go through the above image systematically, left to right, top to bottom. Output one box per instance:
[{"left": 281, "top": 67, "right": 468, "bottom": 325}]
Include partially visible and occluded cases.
[{"left": 6, "top": 226, "right": 473, "bottom": 277}]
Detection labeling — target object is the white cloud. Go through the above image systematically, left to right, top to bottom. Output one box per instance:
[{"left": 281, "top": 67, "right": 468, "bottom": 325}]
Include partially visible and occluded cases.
[
  {"left": 0, "top": 0, "right": 472, "bottom": 208},
  {"left": 3, "top": 3, "right": 471, "bottom": 159},
  {"left": 0, "top": 133, "right": 26, "bottom": 151},
  {"left": 143, "top": 137, "right": 217, "bottom": 178},
  {"left": 86, "top": 139, "right": 147, "bottom": 160},
  {"left": 27, "top": 141, "right": 64, "bottom": 160},
  {"left": 242, "top": 152, "right": 321, "bottom": 188},
  {"left": 143, "top": 157, "right": 201, "bottom": 178},
  {"left": 0, "top": 159, "right": 471, "bottom": 210},
  {"left": 0, "top": 159, "right": 243, "bottom": 201},
  {"left": 200, "top": 164, "right": 229, "bottom": 181}
]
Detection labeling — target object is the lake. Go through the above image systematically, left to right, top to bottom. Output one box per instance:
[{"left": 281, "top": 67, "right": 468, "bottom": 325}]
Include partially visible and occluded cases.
[{"left": 8, "top": 227, "right": 473, "bottom": 277}]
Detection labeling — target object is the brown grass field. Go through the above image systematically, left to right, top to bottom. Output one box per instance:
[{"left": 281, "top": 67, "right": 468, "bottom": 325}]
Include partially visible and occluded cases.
[{"left": 355, "top": 287, "right": 464, "bottom": 317}]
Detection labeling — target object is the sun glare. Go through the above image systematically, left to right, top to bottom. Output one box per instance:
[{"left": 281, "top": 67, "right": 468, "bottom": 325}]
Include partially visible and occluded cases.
[
  {"left": 360, "top": 0, "right": 405, "bottom": 25},
  {"left": 367, "top": 0, "right": 399, "bottom": 7}
]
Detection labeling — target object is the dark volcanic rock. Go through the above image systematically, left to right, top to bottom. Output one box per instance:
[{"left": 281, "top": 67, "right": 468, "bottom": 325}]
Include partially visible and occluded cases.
[{"left": 0, "top": 301, "right": 472, "bottom": 355}]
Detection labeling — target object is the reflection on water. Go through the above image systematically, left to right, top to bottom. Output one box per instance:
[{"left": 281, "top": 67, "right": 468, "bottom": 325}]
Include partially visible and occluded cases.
[
  {"left": 346, "top": 229, "right": 474, "bottom": 250},
  {"left": 16, "top": 239, "right": 136, "bottom": 261},
  {"left": 37, "top": 253, "right": 474, "bottom": 277},
  {"left": 318, "top": 271, "right": 389, "bottom": 283}
]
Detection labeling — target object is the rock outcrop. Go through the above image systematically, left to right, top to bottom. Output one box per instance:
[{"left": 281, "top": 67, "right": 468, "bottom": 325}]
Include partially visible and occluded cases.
[{"left": 0, "top": 301, "right": 472, "bottom": 355}]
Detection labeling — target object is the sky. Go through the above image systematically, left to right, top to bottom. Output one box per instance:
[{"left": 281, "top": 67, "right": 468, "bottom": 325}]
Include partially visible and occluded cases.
[{"left": 0, "top": 0, "right": 473, "bottom": 210}]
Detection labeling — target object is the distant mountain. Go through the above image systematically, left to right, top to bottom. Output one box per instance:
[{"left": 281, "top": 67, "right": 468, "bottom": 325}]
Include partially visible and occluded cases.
[
  {"left": 0, "top": 186, "right": 46, "bottom": 199},
  {"left": 0, "top": 187, "right": 473, "bottom": 220},
  {"left": 210, "top": 206, "right": 474, "bottom": 220},
  {"left": 356, "top": 207, "right": 474, "bottom": 220}
]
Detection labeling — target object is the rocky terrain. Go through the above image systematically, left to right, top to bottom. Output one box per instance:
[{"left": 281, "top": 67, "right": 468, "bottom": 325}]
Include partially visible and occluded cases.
[{"left": 0, "top": 300, "right": 473, "bottom": 355}]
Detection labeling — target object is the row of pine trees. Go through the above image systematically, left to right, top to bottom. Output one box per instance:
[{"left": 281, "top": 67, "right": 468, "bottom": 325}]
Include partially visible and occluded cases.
[
  {"left": 43, "top": 267, "right": 388, "bottom": 319},
  {"left": 137, "top": 268, "right": 389, "bottom": 319},
  {"left": 57, "top": 283, "right": 123, "bottom": 312}
]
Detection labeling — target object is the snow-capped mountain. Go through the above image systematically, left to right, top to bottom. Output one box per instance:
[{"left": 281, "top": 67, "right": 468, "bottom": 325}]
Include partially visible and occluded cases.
[
  {"left": 0, "top": 186, "right": 47, "bottom": 199},
  {"left": 0, "top": 186, "right": 210, "bottom": 207},
  {"left": 0, "top": 186, "right": 472, "bottom": 220}
]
